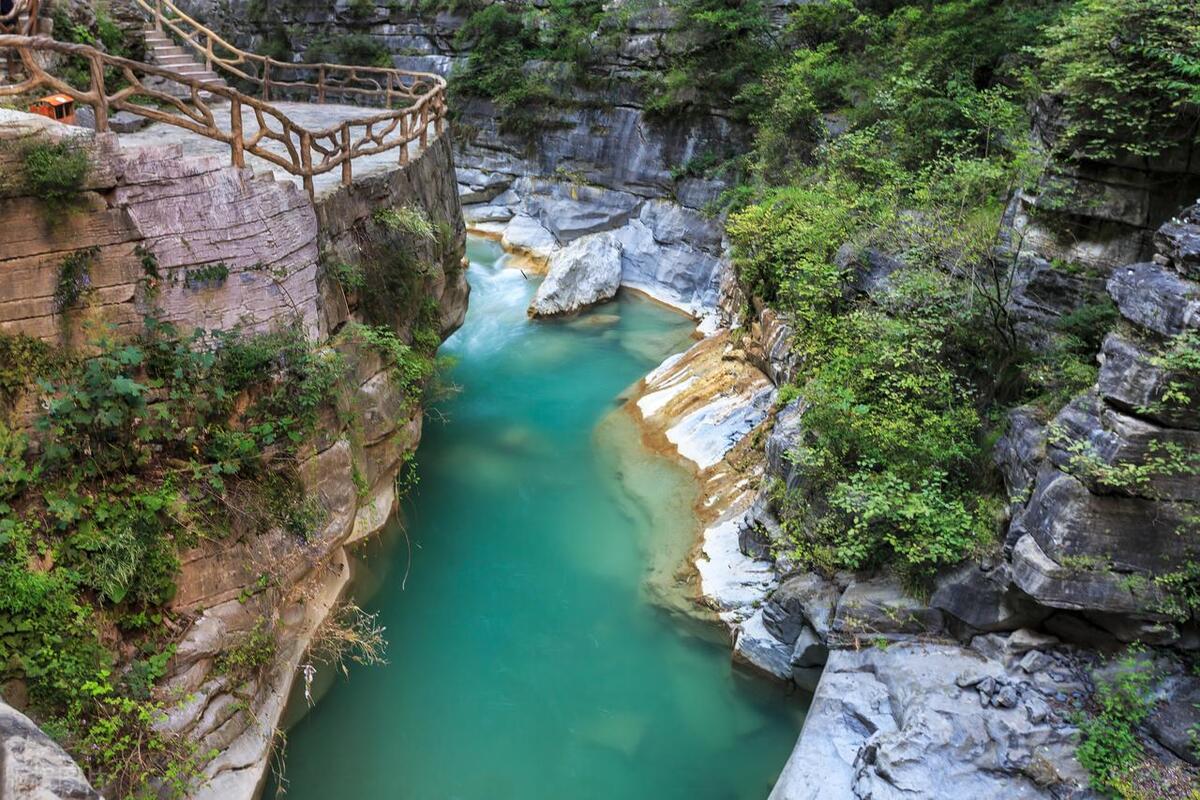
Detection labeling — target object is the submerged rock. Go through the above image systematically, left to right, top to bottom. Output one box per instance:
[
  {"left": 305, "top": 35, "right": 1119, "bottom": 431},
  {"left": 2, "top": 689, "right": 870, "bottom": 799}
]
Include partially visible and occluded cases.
[{"left": 528, "top": 232, "right": 623, "bottom": 317}]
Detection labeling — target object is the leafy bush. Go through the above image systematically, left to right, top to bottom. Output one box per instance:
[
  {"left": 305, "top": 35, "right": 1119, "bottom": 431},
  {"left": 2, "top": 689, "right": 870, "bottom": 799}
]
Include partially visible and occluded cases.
[
  {"left": 1039, "top": 0, "right": 1200, "bottom": 160},
  {"left": 449, "top": 4, "right": 566, "bottom": 135},
  {"left": 23, "top": 141, "right": 91, "bottom": 207},
  {"left": 374, "top": 205, "right": 435, "bottom": 240},
  {"left": 0, "top": 317, "right": 353, "bottom": 793},
  {"left": 1077, "top": 652, "right": 1155, "bottom": 794}
]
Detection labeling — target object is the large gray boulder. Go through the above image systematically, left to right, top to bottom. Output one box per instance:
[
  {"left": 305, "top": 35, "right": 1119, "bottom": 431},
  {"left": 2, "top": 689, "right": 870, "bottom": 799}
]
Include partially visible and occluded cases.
[
  {"left": 1154, "top": 204, "right": 1200, "bottom": 279},
  {"left": 528, "top": 231, "right": 623, "bottom": 317},
  {"left": 1007, "top": 254, "right": 1108, "bottom": 343},
  {"left": 1107, "top": 262, "right": 1200, "bottom": 337},
  {"left": 1098, "top": 332, "right": 1200, "bottom": 430},
  {"left": 1048, "top": 392, "right": 1200, "bottom": 501},
  {"left": 994, "top": 406, "right": 1048, "bottom": 503},
  {"left": 931, "top": 561, "right": 1048, "bottom": 633},
  {"left": 763, "top": 572, "right": 841, "bottom": 643},
  {"left": 832, "top": 575, "right": 945, "bottom": 642},
  {"left": 769, "top": 642, "right": 1093, "bottom": 800},
  {"left": 0, "top": 700, "right": 100, "bottom": 800}
]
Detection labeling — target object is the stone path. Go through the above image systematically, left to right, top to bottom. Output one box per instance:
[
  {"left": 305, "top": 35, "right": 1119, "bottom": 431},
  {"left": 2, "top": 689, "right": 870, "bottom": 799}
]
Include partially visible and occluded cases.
[{"left": 116, "top": 100, "right": 439, "bottom": 200}]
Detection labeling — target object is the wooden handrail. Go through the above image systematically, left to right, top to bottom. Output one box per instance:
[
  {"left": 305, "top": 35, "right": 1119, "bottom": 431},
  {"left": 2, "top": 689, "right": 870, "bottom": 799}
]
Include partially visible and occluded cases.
[
  {"left": 0, "top": 0, "right": 38, "bottom": 35},
  {"left": 131, "top": 0, "right": 443, "bottom": 110},
  {"left": 0, "top": 35, "right": 448, "bottom": 201}
]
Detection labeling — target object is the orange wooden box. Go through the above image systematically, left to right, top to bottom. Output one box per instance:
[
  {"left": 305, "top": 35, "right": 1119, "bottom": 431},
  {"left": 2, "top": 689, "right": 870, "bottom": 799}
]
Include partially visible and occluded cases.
[{"left": 28, "top": 93, "right": 76, "bottom": 125}]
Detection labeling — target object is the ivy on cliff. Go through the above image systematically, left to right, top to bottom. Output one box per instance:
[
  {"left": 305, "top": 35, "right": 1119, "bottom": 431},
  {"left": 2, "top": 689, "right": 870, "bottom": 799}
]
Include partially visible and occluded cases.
[{"left": 0, "top": 317, "right": 347, "bottom": 797}]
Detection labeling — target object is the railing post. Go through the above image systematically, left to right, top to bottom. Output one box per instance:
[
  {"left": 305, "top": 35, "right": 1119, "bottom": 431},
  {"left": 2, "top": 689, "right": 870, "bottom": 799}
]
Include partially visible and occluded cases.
[
  {"left": 155, "top": 0, "right": 162, "bottom": 31},
  {"left": 205, "top": 34, "right": 213, "bottom": 73},
  {"left": 89, "top": 54, "right": 108, "bottom": 132},
  {"left": 262, "top": 59, "right": 271, "bottom": 102},
  {"left": 318, "top": 64, "right": 325, "bottom": 104},
  {"left": 386, "top": 72, "right": 393, "bottom": 109},
  {"left": 435, "top": 92, "right": 445, "bottom": 135},
  {"left": 229, "top": 96, "right": 244, "bottom": 168},
  {"left": 419, "top": 103, "right": 428, "bottom": 149},
  {"left": 399, "top": 112, "right": 409, "bottom": 166},
  {"left": 341, "top": 122, "right": 352, "bottom": 186},
  {"left": 300, "top": 131, "right": 314, "bottom": 200}
]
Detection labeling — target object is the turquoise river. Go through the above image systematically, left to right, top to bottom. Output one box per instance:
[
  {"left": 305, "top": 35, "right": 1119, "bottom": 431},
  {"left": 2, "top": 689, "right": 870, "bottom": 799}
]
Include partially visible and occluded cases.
[{"left": 269, "top": 236, "right": 807, "bottom": 799}]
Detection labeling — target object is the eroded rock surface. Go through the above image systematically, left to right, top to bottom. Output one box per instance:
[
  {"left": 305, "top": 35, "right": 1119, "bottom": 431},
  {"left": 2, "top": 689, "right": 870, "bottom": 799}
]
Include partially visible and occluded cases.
[
  {"left": 528, "top": 231, "right": 623, "bottom": 317},
  {"left": 0, "top": 701, "right": 100, "bottom": 800}
]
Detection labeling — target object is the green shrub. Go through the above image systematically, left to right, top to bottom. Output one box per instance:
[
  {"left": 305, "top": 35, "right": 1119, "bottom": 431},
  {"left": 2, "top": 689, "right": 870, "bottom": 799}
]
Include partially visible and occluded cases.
[
  {"left": 1039, "top": 0, "right": 1200, "bottom": 160},
  {"left": 23, "top": 141, "right": 91, "bottom": 207},
  {"left": 374, "top": 205, "right": 435, "bottom": 240},
  {"left": 327, "top": 260, "right": 366, "bottom": 292},
  {"left": 0, "top": 315, "right": 358, "bottom": 793},
  {"left": 1077, "top": 651, "right": 1155, "bottom": 794}
]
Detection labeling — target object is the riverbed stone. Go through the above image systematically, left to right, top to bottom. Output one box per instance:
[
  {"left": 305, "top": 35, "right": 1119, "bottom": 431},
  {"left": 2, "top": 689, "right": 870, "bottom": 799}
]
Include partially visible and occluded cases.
[
  {"left": 528, "top": 231, "right": 623, "bottom": 316},
  {"left": 733, "top": 609, "right": 795, "bottom": 682},
  {"left": 790, "top": 626, "right": 829, "bottom": 670},
  {"left": 1149, "top": 672, "right": 1200, "bottom": 764}
]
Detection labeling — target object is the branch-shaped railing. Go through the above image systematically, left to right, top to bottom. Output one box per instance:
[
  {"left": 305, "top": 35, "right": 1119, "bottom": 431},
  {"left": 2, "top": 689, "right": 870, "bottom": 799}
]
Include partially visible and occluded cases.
[
  {"left": 0, "top": 0, "right": 38, "bottom": 35},
  {"left": 134, "top": 0, "right": 439, "bottom": 109},
  {"left": 0, "top": 35, "right": 447, "bottom": 200}
]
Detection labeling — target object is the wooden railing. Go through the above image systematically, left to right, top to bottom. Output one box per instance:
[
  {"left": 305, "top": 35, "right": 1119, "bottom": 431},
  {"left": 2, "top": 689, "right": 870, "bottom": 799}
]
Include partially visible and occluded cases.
[
  {"left": 0, "top": 0, "right": 38, "bottom": 35},
  {"left": 134, "top": 0, "right": 441, "bottom": 109},
  {"left": 0, "top": 35, "right": 447, "bottom": 200}
]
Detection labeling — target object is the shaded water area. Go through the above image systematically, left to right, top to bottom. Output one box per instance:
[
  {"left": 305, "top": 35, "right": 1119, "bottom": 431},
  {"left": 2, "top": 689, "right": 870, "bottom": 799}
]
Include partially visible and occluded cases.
[{"left": 269, "top": 237, "right": 806, "bottom": 799}]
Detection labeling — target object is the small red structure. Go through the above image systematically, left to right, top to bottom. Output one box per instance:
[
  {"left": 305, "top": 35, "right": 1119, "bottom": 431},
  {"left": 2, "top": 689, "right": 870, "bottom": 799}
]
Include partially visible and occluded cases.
[{"left": 28, "top": 93, "right": 76, "bottom": 125}]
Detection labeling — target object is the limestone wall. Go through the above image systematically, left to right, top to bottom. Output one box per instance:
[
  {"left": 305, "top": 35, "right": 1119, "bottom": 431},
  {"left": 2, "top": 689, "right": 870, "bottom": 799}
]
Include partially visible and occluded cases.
[{"left": 0, "top": 108, "right": 468, "bottom": 800}]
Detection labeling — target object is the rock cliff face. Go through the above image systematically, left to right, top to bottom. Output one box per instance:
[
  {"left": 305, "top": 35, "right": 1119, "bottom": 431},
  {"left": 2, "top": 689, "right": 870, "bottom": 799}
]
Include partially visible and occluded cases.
[
  {"left": 169, "top": 0, "right": 749, "bottom": 320},
  {"left": 0, "top": 110, "right": 467, "bottom": 799},
  {"left": 724, "top": 205, "right": 1200, "bottom": 797}
]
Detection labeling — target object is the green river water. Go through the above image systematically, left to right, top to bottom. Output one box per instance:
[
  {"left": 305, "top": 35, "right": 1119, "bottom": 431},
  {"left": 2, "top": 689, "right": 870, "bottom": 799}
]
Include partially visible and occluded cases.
[{"left": 269, "top": 236, "right": 806, "bottom": 799}]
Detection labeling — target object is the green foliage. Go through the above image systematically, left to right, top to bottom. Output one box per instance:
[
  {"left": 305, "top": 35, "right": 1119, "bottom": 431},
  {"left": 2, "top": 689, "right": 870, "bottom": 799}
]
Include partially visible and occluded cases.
[
  {"left": 347, "top": 0, "right": 376, "bottom": 20},
  {"left": 646, "top": 0, "right": 780, "bottom": 119},
  {"left": 1039, "top": 0, "right": 1200, "bottom": 160},
  {"left": 449, "top": 4, "right": 567, "bottom": 135},
  {"left": 306, "top": 32, "right": 392, "bottom": 68},
  {"left": 22, "top": 141, "right": 91, "bottom": 208},
  {"left": 727, "top": 185, "right": 860, "bottom": 328},
  {"left": 374, "top": 205, "right": 435, "bottom": 240},
  {"left": 327, "top": 259, "right": 366, "bottom": 292},
  {"left": 183, "top": 262, "right": 231, "bottom": 289},
  {"left": 771, "top": 304, "right": 988, "bottom": 580},
  {"left": 0, "top": 318, "right": 350, "bottom": 793},
  {"left": 343, "top": 322, "right": 433, "bottom": 404},
  {"left": 1147, "top": 330, "right": 1200, "bottom": 413},
  {"left": 0, "top": 334, "right": 65, "bottom": 407},
  {"left": 214, "top": 620, "right": 276, "bottom": 682},
  {"left": 1077, "top": 651, "right": 1155, "bottom": 795}
]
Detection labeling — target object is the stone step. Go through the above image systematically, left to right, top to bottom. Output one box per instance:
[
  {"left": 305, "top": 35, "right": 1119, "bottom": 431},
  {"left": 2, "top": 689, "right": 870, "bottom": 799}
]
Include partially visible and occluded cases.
[{"left": 154, "top": 53, "right": 194, "bottom": 66}]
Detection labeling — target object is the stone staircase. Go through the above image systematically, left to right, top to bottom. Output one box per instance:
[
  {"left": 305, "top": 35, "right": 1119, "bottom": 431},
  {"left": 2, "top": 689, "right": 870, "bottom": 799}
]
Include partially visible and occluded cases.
[{"left": 142, "top": 26, "right": 229, "bottom": 95}]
